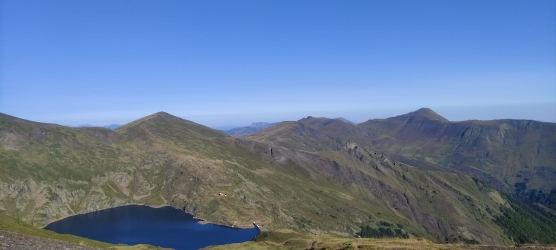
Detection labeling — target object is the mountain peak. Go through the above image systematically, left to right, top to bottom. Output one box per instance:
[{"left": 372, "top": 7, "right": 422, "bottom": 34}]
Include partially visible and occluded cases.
[
  {"left": 414, "top": 107, "right": 434, "bottom": 113},
  {"left": 416, "top": 107, "right": 441, "bottom": 115},
  {"left": 395, "top": 108, "right": 448, "bottom": 122},
  {"left": 411, "top": 108, "right": 448, "bottom": 122},
  {"left": 115, "top": 111, "right": 227, "bottom": 139},
  {"left": 143, "top": 111, "right": 194, "bottom": 123},
  {"left": 151, "top": 111, "right": 173, "bottom": 117}
]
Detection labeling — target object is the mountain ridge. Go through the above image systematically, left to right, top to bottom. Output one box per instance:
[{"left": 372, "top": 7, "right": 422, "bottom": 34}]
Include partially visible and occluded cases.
[
  {"left": 1, "top": 109, "right": 555, "bottom": 246},
  {"left": 357, "top": 109, "right": 556, "bottom": 192},
  {"left": 224, "top": 122, "right": 278, "bottom": 136}
]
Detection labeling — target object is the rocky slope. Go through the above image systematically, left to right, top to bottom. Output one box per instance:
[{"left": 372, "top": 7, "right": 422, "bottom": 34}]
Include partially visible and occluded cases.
[{"left": 357, "top": 108, "right": 556, "bottom": 192}]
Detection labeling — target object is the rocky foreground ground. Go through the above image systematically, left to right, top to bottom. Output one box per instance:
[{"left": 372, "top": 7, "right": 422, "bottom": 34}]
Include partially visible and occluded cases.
[
  {"left": 1, "top": 228, "right": 556, "bottom": 250},
  {"left": 0, "top": 230, "right": 101, "bottom": 250}
]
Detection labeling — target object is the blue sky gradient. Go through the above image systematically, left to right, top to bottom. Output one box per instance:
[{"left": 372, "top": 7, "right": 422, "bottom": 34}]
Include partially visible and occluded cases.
[{"left": 1, "top": 0, "right": 555, "bottom": 127}]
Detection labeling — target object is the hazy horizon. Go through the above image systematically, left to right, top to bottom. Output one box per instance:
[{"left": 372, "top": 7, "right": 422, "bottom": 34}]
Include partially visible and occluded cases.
[
  {"left": 1, "top": 1, "right": 555, "bottom": 127},
  {"left": 3, "top": 102, "right": 555, "bottom": 129}
]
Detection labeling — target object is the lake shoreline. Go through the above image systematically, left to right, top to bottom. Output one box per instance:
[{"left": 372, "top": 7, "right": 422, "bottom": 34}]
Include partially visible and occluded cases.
[
  {"left": 42, "top": 203, "right": 257, "bottom": 231},
  {"left": 43, "top": 204, "right": 260, "bottom": 250}
]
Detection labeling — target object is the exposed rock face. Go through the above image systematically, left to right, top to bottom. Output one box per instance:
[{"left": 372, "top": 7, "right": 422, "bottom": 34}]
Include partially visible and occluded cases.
[{"left": 0, "top": 176, "right": 135, "bottom": 226}]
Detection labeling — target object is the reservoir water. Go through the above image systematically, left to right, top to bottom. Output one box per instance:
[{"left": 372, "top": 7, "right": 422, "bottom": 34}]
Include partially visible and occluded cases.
[{"left": 44, "top": 205, "right": 259, "bottom": 250}]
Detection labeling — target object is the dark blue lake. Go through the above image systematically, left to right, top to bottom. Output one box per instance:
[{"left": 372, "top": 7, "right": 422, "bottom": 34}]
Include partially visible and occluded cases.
[{"left": 44, "top": 205, "right": 259, "bottom": 250}]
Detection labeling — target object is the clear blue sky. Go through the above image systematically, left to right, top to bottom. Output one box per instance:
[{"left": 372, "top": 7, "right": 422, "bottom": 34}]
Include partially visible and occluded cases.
[{"left": 1, "top": 0, "right": 555, "bottom": 127}]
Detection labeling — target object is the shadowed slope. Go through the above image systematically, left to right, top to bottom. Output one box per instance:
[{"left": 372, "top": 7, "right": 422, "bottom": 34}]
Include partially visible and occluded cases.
[{"left": 358, "top": 109, "right": 556, "bottom": 191}]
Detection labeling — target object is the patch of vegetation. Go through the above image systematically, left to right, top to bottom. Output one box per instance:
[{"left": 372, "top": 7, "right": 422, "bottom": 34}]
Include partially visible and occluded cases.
[
  {"left": 473, "top": 177, "right": 494, "bottom": 192},
  {"left": 515, "top": 188, "right": 556, "bottom": 210},
  {"left": 494, "top": 194, "right": 556, "bottom": 244},
  {"left": 293, "top": 217, "right": 312, "bottom": 229},
  {"left": 359, "top": 221, "right": 409, "bottom": 239},
  {"left": 208, "top": 229, "right": 519, "bottom": 250},
  {"left": 253, "top": 230, "right": 306, "bottom": 244},
  {"left": 461, "top": 238, "right": 480, "bottom": 245}
]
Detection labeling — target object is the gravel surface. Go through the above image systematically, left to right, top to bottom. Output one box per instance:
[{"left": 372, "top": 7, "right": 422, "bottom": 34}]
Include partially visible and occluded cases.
[{"left": 0, "top": 230, "right": 102, "bottom": 250}]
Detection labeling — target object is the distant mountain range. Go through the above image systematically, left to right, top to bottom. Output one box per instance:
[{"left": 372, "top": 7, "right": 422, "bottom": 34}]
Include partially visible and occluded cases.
[
  {"left": 1, "top": 108, "right": 555, "bottom": 246},
  {"left": 224, "top": 118, "right": 354, "bottom": 136},
  {"left": 224, "top": 122, "right": 278, "bottom": 135},
  {"left": 77, "top": 124, "right": 120, "bottom": 130}
]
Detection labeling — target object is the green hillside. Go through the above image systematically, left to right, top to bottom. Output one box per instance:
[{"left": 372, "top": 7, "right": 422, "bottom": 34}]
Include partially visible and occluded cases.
[
  {"left": 0, "top": 212, "right": 166, "bottom": 249},
  {"left": 0, "top": 212, "right": 112, "bottom": 248}
]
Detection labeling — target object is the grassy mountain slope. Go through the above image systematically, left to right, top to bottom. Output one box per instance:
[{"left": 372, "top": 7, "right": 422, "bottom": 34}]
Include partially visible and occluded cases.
[
  {"left": 357, "top": 108, "right": 556, "bottom": 192},
  {"left": 1, "top": 111, "right": 547, "bottom": 245},
  {"left": 260, "top": 115, "right": 448, "bottom": 174},
  {"left": 246, "top": 121, "right": 510, "bottom": 244},
  {"left": 0, "top": 212, "right": 165, "bottom": 249},
  {"left": 0, "top": 212, "right": 112, "bottom": 248},
  {"left": 205, "top": 229, "right": 556, "bottom": 250}
]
